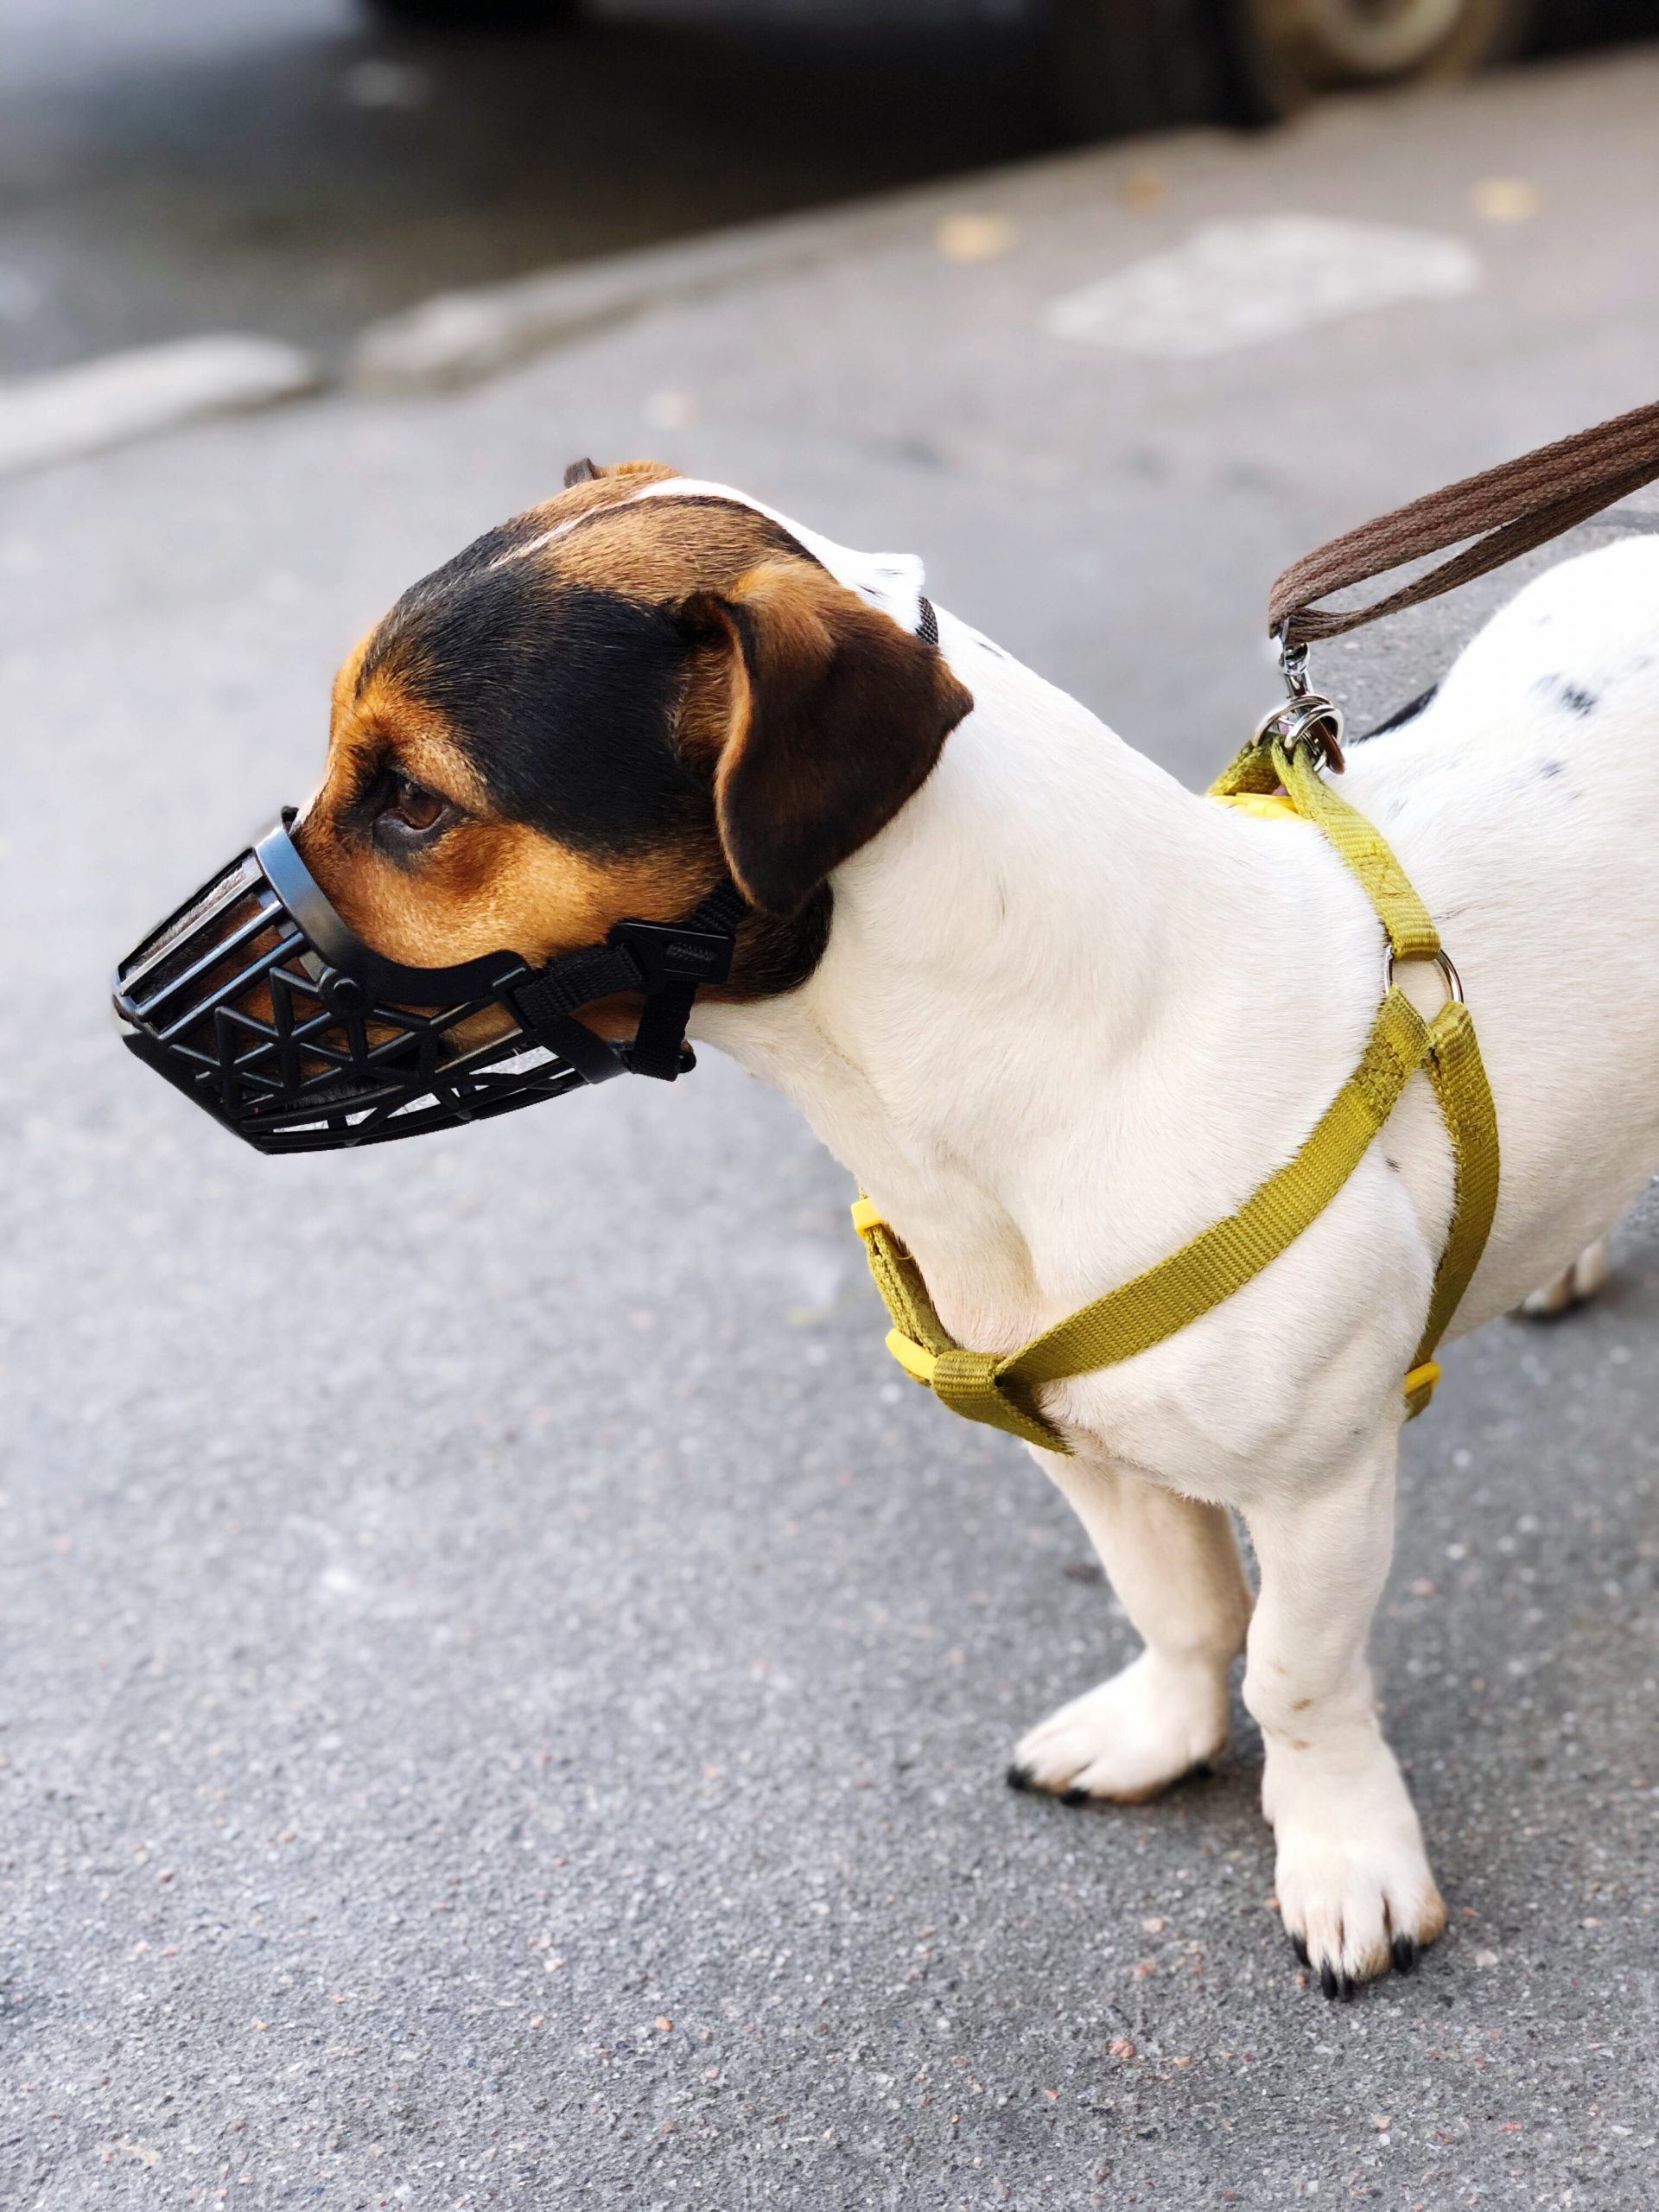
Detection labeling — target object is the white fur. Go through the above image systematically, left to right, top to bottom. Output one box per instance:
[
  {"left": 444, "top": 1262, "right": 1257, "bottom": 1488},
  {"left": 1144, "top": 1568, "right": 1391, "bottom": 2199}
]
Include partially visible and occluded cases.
[{"left": 663, "top": 479, "right": 1659, "bottom": 1987}]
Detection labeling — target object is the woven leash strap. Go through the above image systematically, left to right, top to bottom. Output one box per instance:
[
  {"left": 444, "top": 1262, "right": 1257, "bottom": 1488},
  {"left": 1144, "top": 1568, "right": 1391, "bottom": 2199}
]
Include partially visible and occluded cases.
[{"left": 1270, "top": 397, "right": 1659, "bottom": 647}]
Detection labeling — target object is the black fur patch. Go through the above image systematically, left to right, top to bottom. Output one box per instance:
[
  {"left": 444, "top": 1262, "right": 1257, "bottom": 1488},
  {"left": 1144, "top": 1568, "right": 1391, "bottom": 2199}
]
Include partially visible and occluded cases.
[
  {"left": 358, "top": 520, "right": 835, "bottom": 999},
  {"left": 365, "top": 550, "right": 705, "bottom": 859},
  {"left": 1533, "top": 672, "right": 1599, "bottom": 717},
  {"left": 733, "top": 886, "right": 832, "bottom": 1000}
]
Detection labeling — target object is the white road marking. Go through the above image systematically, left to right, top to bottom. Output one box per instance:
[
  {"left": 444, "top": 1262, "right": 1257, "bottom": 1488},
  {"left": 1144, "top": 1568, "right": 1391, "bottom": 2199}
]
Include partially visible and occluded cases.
[
  {"left": 1046, "top": 215, "right": 1480, "bottom": 359},
  {"left": 0, "top": 334, "right": 318, "bottom": 476}
]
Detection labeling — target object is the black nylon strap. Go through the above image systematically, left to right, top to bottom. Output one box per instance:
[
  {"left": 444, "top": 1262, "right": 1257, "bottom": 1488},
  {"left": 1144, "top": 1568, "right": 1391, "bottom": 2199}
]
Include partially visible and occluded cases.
[
  {"left": 624, "top": 875, "right": 746, "bottom": 1078},
  {"left": 686, "top": 878, "right": 748, "bottom": 935},
  {"left": 507, "top": 880, "right": 747, "bottom": 1086},
  {"left": 514, "top": 941, "right": 643, "bottom": 1026},
  {"left": 508, "top": 944, "right": 642, "bottom": 1086},
  {"left": 627, "top": 980, "right": 701, "bottom": 1079},
  {"left": 526, "top": 1008, "right": 629, "bottom": 1085}
]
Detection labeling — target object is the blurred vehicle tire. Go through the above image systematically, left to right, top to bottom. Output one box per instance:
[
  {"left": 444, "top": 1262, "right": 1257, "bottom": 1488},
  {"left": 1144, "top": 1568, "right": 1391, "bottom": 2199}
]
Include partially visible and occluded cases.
[
  {"left": 365, "top": 0, "right": 581, "bottom": 27},
  {"left": 1052, "top": 0, "right": 1536, "bottom": 132},
  {"left": 1224, "top": 0, "right": 1537, "bottom": 116}
]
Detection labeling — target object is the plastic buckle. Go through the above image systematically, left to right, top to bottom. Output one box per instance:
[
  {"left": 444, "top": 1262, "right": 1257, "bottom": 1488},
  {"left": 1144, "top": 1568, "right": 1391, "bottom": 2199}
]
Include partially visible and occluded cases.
[
  {"left": 607, "top": 918, "right": 735, "bottom": 991},
  {"left": 886, "top": 1329, "right": 937, "bottom": 1386},
  {"left": 1403, "top": 1358, "right": 1441, "bottom": 1413}
]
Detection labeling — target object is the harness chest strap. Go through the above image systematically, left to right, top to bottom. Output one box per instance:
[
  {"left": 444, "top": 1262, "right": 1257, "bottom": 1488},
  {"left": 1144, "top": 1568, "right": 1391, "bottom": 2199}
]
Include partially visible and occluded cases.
[{"left": 852, "top": 738, "right": 1500, "bottom": 1455}]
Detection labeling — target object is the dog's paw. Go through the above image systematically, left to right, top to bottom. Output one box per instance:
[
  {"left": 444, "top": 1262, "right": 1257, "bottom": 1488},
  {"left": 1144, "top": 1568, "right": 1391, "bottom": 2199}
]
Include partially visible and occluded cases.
[
  {"left": 1520, "top": 1236, "right": 1611, "bottom": 1319},
  {"left": 1008, "top": 1649, "right": 1229, "bottom": 1805},
  {"left": 1271, "top": 1803, "right": 1446, "bottom": 1995}
]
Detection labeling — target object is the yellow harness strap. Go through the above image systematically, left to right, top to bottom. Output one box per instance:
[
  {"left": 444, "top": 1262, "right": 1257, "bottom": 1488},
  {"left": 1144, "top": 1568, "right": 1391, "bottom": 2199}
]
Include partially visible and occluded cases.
[{"left": 854, "top": 737, "right": 1499, "bottom": 1454}]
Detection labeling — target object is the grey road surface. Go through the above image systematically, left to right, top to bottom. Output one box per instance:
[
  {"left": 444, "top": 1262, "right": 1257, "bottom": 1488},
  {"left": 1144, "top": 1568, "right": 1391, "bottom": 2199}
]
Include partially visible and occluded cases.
[{"left": 6, "top": 46, "right": 1659, "bottom": 2212}]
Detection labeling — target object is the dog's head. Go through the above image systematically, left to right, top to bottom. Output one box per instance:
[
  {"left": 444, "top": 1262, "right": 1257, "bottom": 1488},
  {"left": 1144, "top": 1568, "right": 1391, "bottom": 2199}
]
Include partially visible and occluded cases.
[{"left": 295, "top": 460, "right": 973, "bottom": 1002}]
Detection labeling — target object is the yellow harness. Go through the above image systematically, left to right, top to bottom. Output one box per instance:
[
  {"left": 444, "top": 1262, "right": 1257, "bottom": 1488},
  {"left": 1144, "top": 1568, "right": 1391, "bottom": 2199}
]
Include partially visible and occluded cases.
[{"left": 852, "top": 734, "right": 1500, "bottom": 1456}]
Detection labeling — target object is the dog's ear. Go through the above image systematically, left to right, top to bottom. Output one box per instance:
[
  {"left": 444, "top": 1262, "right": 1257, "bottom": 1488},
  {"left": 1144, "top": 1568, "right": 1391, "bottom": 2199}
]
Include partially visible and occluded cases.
[
  {"left": 562, "top": 455, "right": 672, "bottom": 486},
  {"left": 677, "top": 562, "right": 972, "bottom": 918}
]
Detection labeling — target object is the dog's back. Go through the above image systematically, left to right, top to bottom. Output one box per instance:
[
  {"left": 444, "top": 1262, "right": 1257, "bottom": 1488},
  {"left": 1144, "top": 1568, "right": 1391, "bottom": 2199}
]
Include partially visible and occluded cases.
[{"left": 1339, "top": 537, "right": 1659, "bottom": 1323}]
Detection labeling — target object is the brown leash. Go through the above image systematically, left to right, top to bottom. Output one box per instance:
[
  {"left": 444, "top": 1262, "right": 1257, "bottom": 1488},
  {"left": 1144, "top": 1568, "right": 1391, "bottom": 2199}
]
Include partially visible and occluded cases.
[{"left": 1270, "top": 397, "right": 1659, "bottom": 649}]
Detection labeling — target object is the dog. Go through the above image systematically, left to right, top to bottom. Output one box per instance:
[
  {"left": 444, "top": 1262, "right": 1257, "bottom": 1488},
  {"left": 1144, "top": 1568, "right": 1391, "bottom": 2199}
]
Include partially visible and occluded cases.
[{"left": 293, "top": 457, "right": 1659, "bottom": 1993}]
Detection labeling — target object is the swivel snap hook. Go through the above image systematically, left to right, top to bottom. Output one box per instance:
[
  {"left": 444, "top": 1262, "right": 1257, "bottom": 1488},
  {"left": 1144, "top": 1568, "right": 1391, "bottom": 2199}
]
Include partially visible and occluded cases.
[{"left": 1253, "top": 621, "right": 1345, "bottom": 772}]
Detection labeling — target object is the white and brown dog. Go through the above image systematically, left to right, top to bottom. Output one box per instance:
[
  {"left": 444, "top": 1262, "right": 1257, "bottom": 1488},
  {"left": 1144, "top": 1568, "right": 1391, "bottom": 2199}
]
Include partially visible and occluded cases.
[{"left": 296, "top": 459, "right": 1659, "bottom": 1993}]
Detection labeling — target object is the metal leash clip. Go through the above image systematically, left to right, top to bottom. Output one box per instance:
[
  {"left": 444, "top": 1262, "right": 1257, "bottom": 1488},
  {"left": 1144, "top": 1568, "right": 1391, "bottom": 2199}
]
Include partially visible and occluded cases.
[{"left": 1252, "top": 626, "right": 1345, "bottom": 773}]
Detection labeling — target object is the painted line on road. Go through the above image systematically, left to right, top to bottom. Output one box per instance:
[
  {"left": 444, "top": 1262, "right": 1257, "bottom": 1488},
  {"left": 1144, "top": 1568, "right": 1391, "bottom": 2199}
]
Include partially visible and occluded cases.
[
  {"left": 344, "top": 137, "right": 1141, "bottom": 397},
  {"left": 1045, "top": 216, "right": 1481, "bottom": 359},
  {"left": 0, "top": 334, "right": 320, "bottom": 479}
]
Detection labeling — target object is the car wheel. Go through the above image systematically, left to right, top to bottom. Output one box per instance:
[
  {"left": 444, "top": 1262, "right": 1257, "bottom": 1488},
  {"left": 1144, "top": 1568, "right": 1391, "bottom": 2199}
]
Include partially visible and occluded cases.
[
  {"left": 365, "top": 0, "right": 581, "bottom": 29},
  {"left": 1050, "top": 0, "right": 1535, "bottom": 135},
  {"left": 1223, "top": 0, "right": 1537, "bottom": 117}
]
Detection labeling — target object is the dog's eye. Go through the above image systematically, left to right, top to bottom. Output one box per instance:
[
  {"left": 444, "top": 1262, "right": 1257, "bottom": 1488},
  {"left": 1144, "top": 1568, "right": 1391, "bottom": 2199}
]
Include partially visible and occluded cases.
[{"left": 372, "top": 771, "right": 457, "bottom": 849}]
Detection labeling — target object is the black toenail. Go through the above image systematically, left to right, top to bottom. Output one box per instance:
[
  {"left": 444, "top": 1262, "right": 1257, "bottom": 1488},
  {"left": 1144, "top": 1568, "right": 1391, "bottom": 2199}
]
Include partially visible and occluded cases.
[
  {"left": 1006, "top": 1764, "right": 1033, "bottom": 1793},
  {"left": 1061, "top": 1785, "right": 1090, "bottom": 1807},
  {"left": 1292, "top": 1935, "right": 1310, "bottom": 1967},
  {"left": 1392, "top": 1935, "right": 1419, "bottom": 1974},
  {"left": 1319, "top": 1961, "right": 1339, "bottom": 2001}
]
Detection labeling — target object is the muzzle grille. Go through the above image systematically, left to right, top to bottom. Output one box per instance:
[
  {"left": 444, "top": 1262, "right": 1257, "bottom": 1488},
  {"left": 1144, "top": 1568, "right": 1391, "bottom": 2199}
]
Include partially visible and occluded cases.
[{"left": 114, "top": 820, "right": 741, "bottom": 1154}]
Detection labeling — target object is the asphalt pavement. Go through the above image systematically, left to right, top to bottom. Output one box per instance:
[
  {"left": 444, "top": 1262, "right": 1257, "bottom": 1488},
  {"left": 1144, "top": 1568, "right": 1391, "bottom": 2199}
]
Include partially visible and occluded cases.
[{"left": 5, "top": 38, "right": 1659, "bottom": 2212}]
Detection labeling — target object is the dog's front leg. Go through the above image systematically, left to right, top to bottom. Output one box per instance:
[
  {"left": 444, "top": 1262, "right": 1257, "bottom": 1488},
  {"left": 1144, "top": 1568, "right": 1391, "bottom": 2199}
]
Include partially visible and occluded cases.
[
  {"left": 1242, "top": 1431, "right": 1445, "bottom": 1993},
  {"left": 1011, "top": 1452, "right": 1253, "bottom": 1802}
]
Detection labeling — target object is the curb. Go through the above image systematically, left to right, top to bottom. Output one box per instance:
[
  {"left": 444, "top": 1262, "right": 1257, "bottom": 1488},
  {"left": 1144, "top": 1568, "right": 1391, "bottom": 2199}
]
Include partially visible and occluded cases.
[
  {"left": 0, "top": 134, "right": 1160, "bottom": 467},
  {"left": 341, "top": 134, "right": 1149, "bottom": 397},
  {"left": 347, "top": 197, "right": 937, "bottom": 396},
  {"left": 0, "top": 335, "right": 321, "bottom": 480}
]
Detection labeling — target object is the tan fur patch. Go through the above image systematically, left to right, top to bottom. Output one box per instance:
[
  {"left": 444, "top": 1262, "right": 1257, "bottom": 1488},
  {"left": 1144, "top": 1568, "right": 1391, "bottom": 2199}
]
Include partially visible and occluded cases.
[
  {"left": 486, "top": 458, "right": 681, "bottom": 564},
  {"left": 296, "top": 464, "right": 961, "bottom": 989},
  {"left": 543, "top": 497, "right": 809, "bottom": 607},
  {"left": 302, "top": 656, "right": 720, "bottom": 972},
  {"left": 308, "top": 814, "right": 713, "bottom": 974}
]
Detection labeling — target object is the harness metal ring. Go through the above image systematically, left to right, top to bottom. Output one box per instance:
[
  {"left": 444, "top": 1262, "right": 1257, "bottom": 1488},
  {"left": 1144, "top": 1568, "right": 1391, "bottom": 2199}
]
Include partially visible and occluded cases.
[
  {"left": 1251, "top": 691, "right": 1346, "bottom": 772},
  {"left": 1385, "top": 947, "right": 1464, "bottom": 1010}
]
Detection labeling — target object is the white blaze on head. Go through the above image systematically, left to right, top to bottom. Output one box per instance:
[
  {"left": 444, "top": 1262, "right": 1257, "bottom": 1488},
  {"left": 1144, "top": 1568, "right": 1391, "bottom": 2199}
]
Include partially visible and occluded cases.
[{"left": 632, "top": 476, "right": 927, "bottom": 634}]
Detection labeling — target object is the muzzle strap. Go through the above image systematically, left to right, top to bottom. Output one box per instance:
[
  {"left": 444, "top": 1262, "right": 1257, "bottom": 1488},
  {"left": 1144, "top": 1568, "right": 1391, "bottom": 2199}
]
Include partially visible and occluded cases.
[
  {"left": 509, "top": 876, "right": 747, "bottom": 1085},
  {"left": 623, "top": 878, "right": 749, "bottom": 1079},
  {"left": 515, "top": 941, "right": 643, "bottom": 1023},
  {"left": 510, "top": 944, "right": 643, "bottom": 1085},
  {"left": 628, "top": 986, "right": 695, "bottom": 1080}
]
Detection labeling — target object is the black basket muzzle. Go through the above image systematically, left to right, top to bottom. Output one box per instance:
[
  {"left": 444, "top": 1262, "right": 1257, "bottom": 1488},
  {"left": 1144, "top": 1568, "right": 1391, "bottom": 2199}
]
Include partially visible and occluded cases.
[{"left": 112, "top": 815, "right": 742, "bottom": 1154}]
